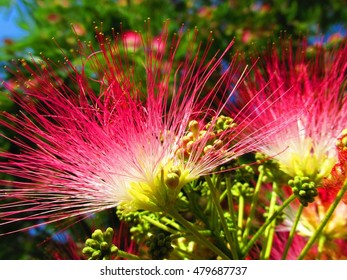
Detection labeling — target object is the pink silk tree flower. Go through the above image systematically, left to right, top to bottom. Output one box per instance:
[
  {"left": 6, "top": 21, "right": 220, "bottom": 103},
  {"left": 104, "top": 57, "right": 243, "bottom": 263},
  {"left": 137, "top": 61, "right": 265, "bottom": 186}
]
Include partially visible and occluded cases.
[
  {"left": 0, "top": 23, "right": 292, "bottom": 234},
  {"left": 231, "top": 40, "right": 347, "bottom": 183},
  {"left": 271, "top": 132, "right": 347, "bottom": 260},
  {"left": 276, "top": 185, "right": 347, "bottom": 259},
  {"left": 270, "top": 233, "right": 310, "bottom": 260}
]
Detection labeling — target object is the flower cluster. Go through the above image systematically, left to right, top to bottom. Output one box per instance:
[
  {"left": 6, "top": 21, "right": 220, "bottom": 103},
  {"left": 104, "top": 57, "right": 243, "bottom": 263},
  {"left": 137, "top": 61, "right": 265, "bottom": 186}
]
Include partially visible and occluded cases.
[{"left": 1, "top": 23, "right": 347, "bottom": 260}]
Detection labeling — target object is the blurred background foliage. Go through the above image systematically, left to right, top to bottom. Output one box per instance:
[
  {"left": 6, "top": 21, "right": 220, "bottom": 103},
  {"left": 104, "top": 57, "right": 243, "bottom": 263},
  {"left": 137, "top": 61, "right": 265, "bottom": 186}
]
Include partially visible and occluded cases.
[{"left": 0, "top": 0, "right": 347, "bottom": 259}]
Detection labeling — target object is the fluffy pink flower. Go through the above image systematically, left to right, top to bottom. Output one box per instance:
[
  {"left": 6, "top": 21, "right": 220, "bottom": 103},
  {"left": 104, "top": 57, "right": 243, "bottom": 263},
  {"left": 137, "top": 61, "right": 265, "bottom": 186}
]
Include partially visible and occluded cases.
[
  {"left": 0, "top": 23, "right": 290, "bottom": 234},
  {"left": 121, "top": 30, "right": 142, "bottom": 51},
  {"left": 232, "top": 40, "right": 347, "bottom": 182},
  {"left": 275, "top": 186, "right": 347, "bottom": 259},
  {"left": 282, "top": 187, "right": 347, "bottom": 239},
  {"left": 270, "top": 232, "right": 312, "bottom": 260}
]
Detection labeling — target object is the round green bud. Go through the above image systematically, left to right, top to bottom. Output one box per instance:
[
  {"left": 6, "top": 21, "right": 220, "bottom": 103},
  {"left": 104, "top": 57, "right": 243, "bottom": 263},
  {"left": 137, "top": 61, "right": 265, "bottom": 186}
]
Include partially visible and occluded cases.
[
  {"left": 188, "top": 120, "right": 199, "bottom": 135},
  {"left": 213, "top": 139, "right": 223, "bottom": 148},
  {"left": 203, "top": 145, "right": 213, "bottom": 154},
  {"left": 165, "top": 173, "right": 180, "bottom": 189},
  {"left": 299, "top": 190, "right": 306, "bottom": 196},
  {"left": 103, "top": 227, "right": 114, "bottom": 244},
  {"left": 92, "top": 229, "right": 104, "bottom": 243},
  {"left": 85, "top": 238, "right": 99, "bottom": 249},
  {"left": 100, "top": 241, "right": 109, "bottom": 252},
  {"left": 110, "top": 245, "right": 119, "bottom": 256},
  {"left": 82, "top": 246, "right": 94, "bottom": 256},
  {"left": 91, "top": 250, "right": 102, "bottom": 260}
]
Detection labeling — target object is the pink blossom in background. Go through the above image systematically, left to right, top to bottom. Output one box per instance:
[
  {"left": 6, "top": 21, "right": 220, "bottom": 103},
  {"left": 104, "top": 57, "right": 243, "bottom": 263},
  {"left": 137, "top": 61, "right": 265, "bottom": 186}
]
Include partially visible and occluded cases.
[
  {"left": 121, "top": 30, "right": 142, "bottom": 51},
  {"left": 231, "top": 40, "right": 347, "bottom": 182}
]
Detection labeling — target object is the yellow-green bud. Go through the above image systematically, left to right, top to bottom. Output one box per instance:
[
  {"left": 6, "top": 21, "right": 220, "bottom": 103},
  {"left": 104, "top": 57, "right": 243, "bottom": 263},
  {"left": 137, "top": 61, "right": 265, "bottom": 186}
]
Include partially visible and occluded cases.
[
  {"left": 188, "top": 120, "right": 199, "bottom": 136},
  {"left": 198, "top": 130, "right": 207, "bottom": 140},
  {"left": 208, "top": 131, "right": 216, "bottom": 139},
  {"left": 182, "top": 134, "right": 193, "bottom": 144},
  {"left": 213, "top": 139, "right": 223, "bottom": 147},
  {"left": 203, "top": 145, "right": 213, "bottom": 154},
  {"left": 165, "top": 173, "right": 180, "bottom": 189},
  {"left": 103, "top": 227, "right": 114, "bottom": 244},
  {"left": 91, "top": 229, "right": 104, "bottom": 243},
  {"left": 85, "top": 238, "right": 99, "bottom": 249},
  {"left": 100, "top": 242, "right": 109, "bottom": 251},
  {"left": 110, "top": 245, "right": 119, "bottom": 256},
  {"left": 82, "top": 247, "right": 94, "bottom": 256},
  {"left": 91, "top": 250, "right": 102, "bottom": 260}
]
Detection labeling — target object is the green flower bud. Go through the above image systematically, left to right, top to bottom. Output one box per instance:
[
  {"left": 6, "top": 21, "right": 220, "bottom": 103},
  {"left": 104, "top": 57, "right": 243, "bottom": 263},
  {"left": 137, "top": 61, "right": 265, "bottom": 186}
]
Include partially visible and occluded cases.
[
  {"left": 188, "top": 120, "right": 199, "bottom": 136},
  {"left": 203, "top": 145, "right": 213, "bottom": 154},
  {"left": 165, "top": 173, "right": 180, "bottom": 189},
  {"left": 289, "top": 176, "right": 317, "bottom": 206},
  {"left": 82, "top": 227, "right": 119, "bottom": 260},
  {"left": 103, "top": 227, "right": 114, "bottom": 244},
  {"left": 91, "top": 229, "right": 104, "bottom": 243},
  {"left": 147, "top": 230, "right": 173, "bottom": 260},
  {"left": 85, "top": 238, "right": 99, "bottom": 249},
  {"left": 100, "top": 242, "right": 109, "bottom": 252},
  {"left": 110, "top": 245, "right": 119, "bottom": 256},
  {"left": 82, "top": 247, "right": 94, "bottom": 256},
  {"left": 91, "top": 250, "right": 102, "bottom": 260}
]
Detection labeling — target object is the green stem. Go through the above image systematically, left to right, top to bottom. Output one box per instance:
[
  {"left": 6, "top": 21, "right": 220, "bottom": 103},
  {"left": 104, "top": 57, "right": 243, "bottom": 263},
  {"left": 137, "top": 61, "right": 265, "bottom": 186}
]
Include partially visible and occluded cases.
[
  {"left": 242, "top": 168, "right": 265, "bottom": 242},
  {"left": 226, "top": 175, "right": 240, "bottom": 251},
  {"left": 205, "top": 176, "right": 239, "bottom": 259},
  {"left": 298, "top": 180, "right": 347, "bottom": 260},
  {"left": 262, "top": 181, "right": 278, "bottom": 259},
  {"left": 219, "top": 189, "right": 228, "bottom": 203},
  {"left": 242, "top": 194, "right": 296, "bottom": 258},
  {"left": 238, "top": 195, "right": 245, "bottom": 230},
  {"left": 281, "top": 204, "right": 304, "bottom": 259},
  {"left": 168, "top": 209, "right": 231, "bottom": 260},
  {"left": 142, "top": 215, "right": 177, "bottom": 234},
  {"left": 160, "top": 216, "right": 182, "bottom": 231},
  {"left": 170, "top": 230, "right": 212, "bottom": 240},
  {"left": 317, "top": 235, "right": 326, "bottom": 260},
  {"left": 117, "top": 249, "right": 141, "bottom": 260}
]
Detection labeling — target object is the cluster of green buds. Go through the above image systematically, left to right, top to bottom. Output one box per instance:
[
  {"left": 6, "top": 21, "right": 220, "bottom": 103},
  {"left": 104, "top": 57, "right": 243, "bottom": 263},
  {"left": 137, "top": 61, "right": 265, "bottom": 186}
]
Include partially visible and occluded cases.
[
  {"left": 208, "top": 115, "right": 237, "bottom": 134},
  {"left": 176, "top": 116, "right": 236, "bottom": 160},
  {"left": 255, "top": 152, "right": 287, "bottom": 182},
  {"left": 230, "top": 163, "right": 254, "bottom": 183},
  {"left": 228, "top": 164, "right": 255, "bottom": 197},
  {"left": 289, "top": 176, "right": 318, "bottom": 206},
  {"left": 231, "top": 181, "right": 254, "bottom": 197},
  {"left": 116, "top": 207, "right": 142, "bottom": 225},
  {"left": 116, "top": 208, "right": 158, "bottom": 244},
  {"left": 222, "top": 212, "right": 237, "bottom": 235},
  {"left": 82, "top": 228, "right": 118, "bottom": 260},
  {"left": 146, "top": 230, "right": 174, "bottom": 260}
]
